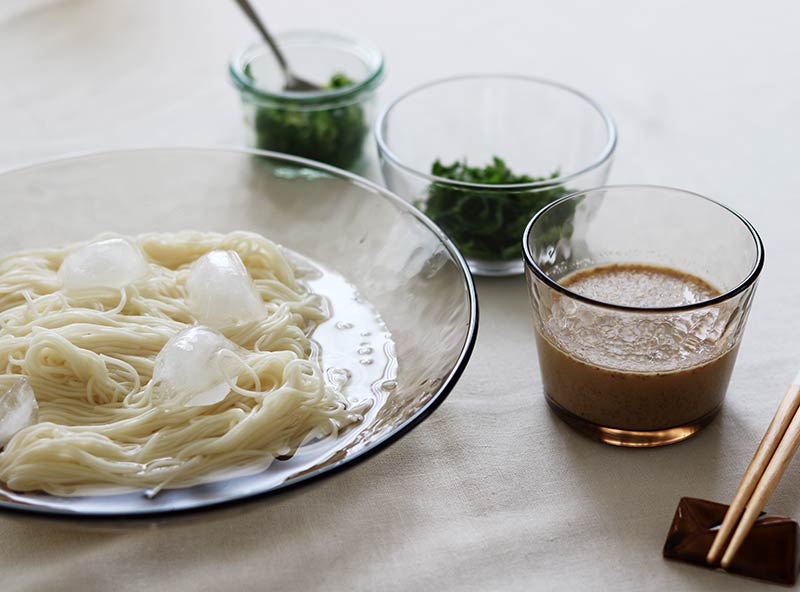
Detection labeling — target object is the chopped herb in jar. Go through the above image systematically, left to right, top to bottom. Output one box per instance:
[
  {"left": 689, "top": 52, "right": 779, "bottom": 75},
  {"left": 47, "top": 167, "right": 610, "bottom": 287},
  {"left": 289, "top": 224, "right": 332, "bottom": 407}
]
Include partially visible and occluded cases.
[
  {"left": 249, "top": 73, "right": 367, "bottom": 170},
  {"left": 422, "top": 157, "right": 574, "bottom": 261}
]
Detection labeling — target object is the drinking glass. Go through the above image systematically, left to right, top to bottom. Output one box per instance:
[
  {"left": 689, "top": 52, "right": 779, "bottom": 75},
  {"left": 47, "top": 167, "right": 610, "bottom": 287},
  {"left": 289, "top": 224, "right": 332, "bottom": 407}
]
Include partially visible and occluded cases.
[{"left": 523, "top": 185, "right": 764, "bottom": 446}]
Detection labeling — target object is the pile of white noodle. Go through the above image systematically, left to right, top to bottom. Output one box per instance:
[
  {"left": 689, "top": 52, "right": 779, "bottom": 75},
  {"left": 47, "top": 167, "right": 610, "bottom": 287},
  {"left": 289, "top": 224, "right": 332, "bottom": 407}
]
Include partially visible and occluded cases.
[{"left": 0, "top": 231, "right": 365, "bottom": 496}]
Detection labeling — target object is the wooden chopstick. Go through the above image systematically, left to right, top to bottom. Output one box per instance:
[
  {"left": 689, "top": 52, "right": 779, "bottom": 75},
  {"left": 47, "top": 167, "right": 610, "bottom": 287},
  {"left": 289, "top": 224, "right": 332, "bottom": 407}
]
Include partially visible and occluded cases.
[{"left": 706, "top": 372, "right": 800, "bottom": 566}]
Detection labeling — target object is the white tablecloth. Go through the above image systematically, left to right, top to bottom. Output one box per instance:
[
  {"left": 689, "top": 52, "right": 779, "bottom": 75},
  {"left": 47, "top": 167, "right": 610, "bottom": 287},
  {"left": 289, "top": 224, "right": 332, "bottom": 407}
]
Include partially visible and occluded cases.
[{"left": 2, "top": 1, "right": 800, "bottom": 590}]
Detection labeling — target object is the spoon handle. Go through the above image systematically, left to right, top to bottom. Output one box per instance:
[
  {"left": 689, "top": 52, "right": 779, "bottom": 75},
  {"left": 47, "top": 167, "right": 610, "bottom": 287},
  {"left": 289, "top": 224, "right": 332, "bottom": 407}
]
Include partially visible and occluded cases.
[{"left": 233, "top": 0, "right": 291, "bottom": 78}]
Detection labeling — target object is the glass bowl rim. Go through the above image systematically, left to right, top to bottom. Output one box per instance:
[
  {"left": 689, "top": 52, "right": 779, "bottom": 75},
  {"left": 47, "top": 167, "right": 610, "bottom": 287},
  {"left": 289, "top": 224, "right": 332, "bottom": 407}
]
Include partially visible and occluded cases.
[
  {"left": 229, "top": 30, "right": 385, "bottom": 106},
  {"left": 374, "top": 73, "right": 618, "bottom": 191},
  {"left": 0, "top": 146, "right": 479, "bottom": 520},
  {"left": 522, "top": 183, "right": 765, "bottom": 313}
]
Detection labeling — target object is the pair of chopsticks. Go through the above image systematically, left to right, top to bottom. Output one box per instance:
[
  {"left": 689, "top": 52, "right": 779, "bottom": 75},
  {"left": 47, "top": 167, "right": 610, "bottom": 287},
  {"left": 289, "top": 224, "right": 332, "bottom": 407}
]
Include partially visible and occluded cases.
[{"left": 707, "top": 370, "right": 800, "bottom": 568}]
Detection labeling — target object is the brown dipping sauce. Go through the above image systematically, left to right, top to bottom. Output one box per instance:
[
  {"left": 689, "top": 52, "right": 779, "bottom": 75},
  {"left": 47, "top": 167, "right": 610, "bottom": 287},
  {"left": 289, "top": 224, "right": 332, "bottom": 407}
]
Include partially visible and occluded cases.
[{"left": 536, "top": 264, "right": 739, "bottom": 431}]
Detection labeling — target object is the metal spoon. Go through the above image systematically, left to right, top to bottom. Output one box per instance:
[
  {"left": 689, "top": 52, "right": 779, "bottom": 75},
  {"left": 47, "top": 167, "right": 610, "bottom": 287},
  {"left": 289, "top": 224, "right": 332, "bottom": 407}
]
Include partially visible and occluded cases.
[{"left": 233, "top": 0, "right": 321, "bottom": 92}]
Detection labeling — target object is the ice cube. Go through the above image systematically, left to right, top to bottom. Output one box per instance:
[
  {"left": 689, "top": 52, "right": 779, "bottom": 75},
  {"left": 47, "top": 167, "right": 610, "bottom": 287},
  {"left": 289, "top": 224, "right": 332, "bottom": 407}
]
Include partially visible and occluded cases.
[
  {"left": 59, "top": 237, "right": 149, "bottom": 290},
  {"left": 185, "top": 250, "right": 265, "bottom": 328},
  {"left": 152, "top": 326, "right": 242, "bottom": 407},
  {"left": 0, "top": 378, "right": 39, "bottom": 447}
]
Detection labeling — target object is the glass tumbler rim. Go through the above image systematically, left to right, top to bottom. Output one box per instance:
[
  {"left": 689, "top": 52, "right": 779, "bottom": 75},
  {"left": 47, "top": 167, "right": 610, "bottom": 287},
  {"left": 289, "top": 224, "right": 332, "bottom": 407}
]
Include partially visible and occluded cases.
[
  {"left": 228, "top": 30, "right": 385, "bottom": 107},
  {"left": 374, "top": 73, "right": 618, "bottom": 191},
  {"left": 522, "top": 184, "right": 765, "bottom": 313}
]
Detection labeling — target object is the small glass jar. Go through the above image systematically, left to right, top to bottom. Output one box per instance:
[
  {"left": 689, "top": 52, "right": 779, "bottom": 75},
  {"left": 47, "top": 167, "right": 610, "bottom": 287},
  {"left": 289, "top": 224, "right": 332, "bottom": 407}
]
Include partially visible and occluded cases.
[{"left": 229, "top": 31, "right": 384, "bottom": 171}]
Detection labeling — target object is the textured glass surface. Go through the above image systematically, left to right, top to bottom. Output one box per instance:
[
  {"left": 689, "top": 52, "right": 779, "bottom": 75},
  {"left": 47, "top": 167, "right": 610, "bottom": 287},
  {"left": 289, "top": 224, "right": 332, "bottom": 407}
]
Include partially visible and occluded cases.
[
  {"left": 0, "top": 148, "right": 477, "bottom": 517},
  {"left": 523, "top": 186, "right": 763, "bottom": 441}
]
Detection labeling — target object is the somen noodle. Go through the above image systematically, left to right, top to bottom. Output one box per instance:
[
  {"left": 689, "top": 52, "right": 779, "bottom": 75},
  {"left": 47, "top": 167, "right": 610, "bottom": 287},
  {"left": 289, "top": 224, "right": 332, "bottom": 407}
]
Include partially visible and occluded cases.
[{"left": 0, "top": 231, "right": 366, "bottom": 496}]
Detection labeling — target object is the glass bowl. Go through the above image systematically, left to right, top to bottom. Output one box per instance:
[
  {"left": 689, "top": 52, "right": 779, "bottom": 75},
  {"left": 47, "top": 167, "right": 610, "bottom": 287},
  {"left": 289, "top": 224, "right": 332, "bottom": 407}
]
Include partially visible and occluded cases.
[
  {"left": 229, "top": 31, "right": 384, "bottom": 172},
  {"left": 375, "top": 74, "right": 617, "bottom": 276},
  {"left": 0, "top": 147, "right": 477, "bottom": 518},
  {"left": 523, "top": 185, "right": 763, "bottom": 446}
]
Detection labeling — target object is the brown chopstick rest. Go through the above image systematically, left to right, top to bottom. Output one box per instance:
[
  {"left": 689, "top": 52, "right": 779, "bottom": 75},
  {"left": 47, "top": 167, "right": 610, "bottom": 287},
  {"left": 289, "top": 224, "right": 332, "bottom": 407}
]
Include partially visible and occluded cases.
[{"left": 663, "top": 497, "right": 800, "bottom": 585}]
